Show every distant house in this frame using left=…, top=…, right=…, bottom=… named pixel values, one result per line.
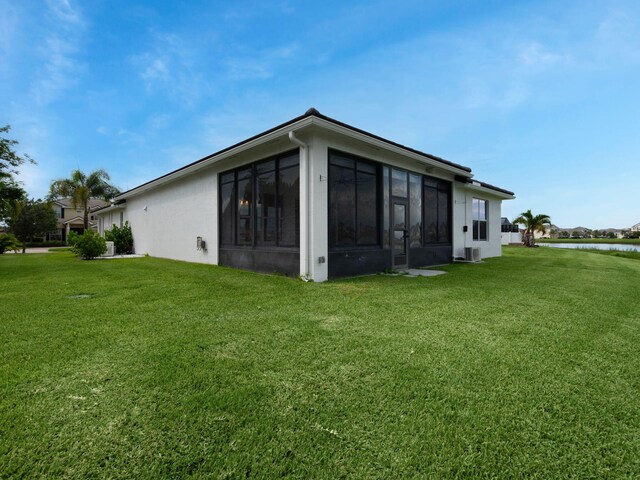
left=501, top=217, right=522, bottom=245
left=96, top=108, right=515, bottom=281
left=631, top=222, right=640, bottom=233
left=46, top=198, right=110, bottom=242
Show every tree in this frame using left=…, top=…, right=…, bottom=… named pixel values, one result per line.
left=0, top=233, right=20, bottom=254
left=7, top=199, right=58, bottom=253
left=513, top=210, right=551, bottom=247
left=1, top=125, right=32, bottom=222
left=48, top=169, right=120, bottom=229
left=560, top=230, right=569, bottom=238
left=571, top=230, right=581, bottom=238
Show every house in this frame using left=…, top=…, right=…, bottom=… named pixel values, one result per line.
left=94, top=201, right=126, bottom=235
left=96, top=108, right=514, bottom=281
left=501, top=217, right=522, bottom=245
left=631, top=222, right=640, bottom=233
left=47, top=198, right=110, bottom=241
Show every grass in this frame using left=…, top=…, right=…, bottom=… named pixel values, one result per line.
left=571, top=248, right=640, bottom=262
left=539, top=238, right=640, bottom=245
left=1, top=248, right=640, bottom=478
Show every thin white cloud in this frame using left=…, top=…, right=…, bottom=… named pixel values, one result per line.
left=31, top=0, right=86, bottom=105
left=45, top=0, right=84, bottom=27
left=149, top=114, right=170, bottom=130
left=130, top=32, right=205, bottom=105
left=224, top=43, right=299, bottom=79
left=518, top=42, right=564, bottom=68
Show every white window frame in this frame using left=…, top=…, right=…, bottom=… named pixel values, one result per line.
left=472, top=198, right=488, bottom=241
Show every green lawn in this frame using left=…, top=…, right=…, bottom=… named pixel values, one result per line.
left=2, top=248, right=639, bottom=478
left=539, top=238, right=640, bottom=245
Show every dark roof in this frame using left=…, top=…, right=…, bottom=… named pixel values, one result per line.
left=501, top=217, right=512, bottom=225
left=116, top=108, right=473, bottom=198
left=454, top=176, right=515, bottom=196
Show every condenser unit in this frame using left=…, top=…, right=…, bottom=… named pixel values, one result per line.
left=103, top=241, right=115, bottom=257
left=464, top=247, right=481, bottom=262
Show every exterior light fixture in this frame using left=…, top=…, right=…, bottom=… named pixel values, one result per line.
left=197, top=236, right=207, bottom=251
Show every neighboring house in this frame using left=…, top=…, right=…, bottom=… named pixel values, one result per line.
left=631, top=222, right=640, bottom=233
left=501, top=217, right=522, bottom=245
left=47, top=198, right=110, bottom=241
left=96, top=108, right=515, bottom=281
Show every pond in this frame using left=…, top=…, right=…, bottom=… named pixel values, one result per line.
left=538, top=243, right=640, bottom=252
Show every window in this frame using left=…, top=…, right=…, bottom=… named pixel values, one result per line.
left=423, top=177, right=451, bottom=244
left=219, top=151, right=299, bottom=248
left=278, top=157, right=299, bottom=247
left=329, top=151, right=379, bottom=248
left=391, top=169, right=407, bottom=198
left=409, top=174, right=422, bottom=247
left=256, top=161, right=276, bottom=246
left=382, top=167, right=390, bottom=249
left=472, top=198, right=487, bottom=241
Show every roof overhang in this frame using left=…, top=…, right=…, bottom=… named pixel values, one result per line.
left=459, top=179, right=515, bottom=200
left=310, top=117, right=472, bottom=177
left=93, top=203, right=126, bottom=214
left=114, top=109, right=477, bottom=201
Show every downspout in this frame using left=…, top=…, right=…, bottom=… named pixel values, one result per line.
left=288, top=131, right=310, bottom=280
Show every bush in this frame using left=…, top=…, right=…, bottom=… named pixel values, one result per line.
left=105, top=221, right=134, bottom=254
left=67, top=230, right=80, bottom=247
left=0, top=233, right=21, bottom=254
left=24, top=240, right=67, bottom=248
left=69, top=229, right=107, bottom=260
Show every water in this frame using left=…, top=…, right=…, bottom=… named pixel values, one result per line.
left=538, top=242, right=640, bottom=252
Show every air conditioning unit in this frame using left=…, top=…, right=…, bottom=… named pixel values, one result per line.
left=103, top=241, right=115, bottom=257
left=464, top=247, right=481, bottom=262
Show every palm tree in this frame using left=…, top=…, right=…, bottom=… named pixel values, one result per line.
left=48, top=169, right=119, bottom=229
left=513, top=210, right=551, bottom=247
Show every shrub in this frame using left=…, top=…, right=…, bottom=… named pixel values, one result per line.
left=105, top=221, right=134, bottom=254
left=24, top=240, right=66, bottom=248
left=0, top=233, right=21, bottom=254
left=70, top=229, right=107, bottom=260
left=67, top=230, right=80, bottom=247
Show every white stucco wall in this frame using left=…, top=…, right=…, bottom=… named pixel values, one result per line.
left=97, top=208, right=127, bottom=235
left=125, top=170, right=218, bottom=264
left=452, top=184, right=504, bottom=260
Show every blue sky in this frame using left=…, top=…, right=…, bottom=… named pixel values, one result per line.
left=2, top=0, right=639, bottom=228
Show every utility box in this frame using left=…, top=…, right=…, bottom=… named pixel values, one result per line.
left=103, top=241, right=115, bottom=257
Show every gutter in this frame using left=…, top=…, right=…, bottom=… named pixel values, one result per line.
left=288, top=131, right=311, bottom=280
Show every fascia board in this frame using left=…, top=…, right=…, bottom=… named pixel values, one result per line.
left=463, top=182, right=515, bottom=200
